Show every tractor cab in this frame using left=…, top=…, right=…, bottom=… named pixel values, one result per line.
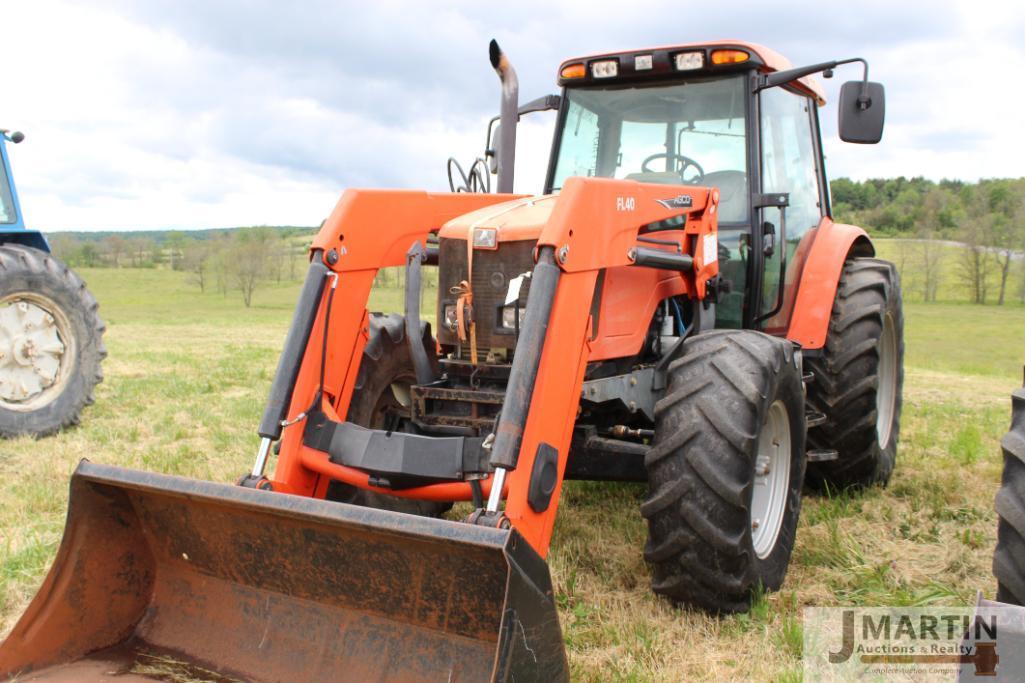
left=0, top=129, right=48, bottom=251
left=0, top=130, right=26, bottom=229
left=540, top=42, right=884, bottom=331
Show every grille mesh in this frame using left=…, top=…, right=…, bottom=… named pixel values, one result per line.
left=436, top=238, right=535, bottom=352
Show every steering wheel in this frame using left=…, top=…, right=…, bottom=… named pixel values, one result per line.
left=641, top=152, right=705, bottom=183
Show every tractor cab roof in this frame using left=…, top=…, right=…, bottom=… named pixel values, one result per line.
left=557, top=40, right=826, bottom=105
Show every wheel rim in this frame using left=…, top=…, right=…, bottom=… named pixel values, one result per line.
left=0, top=293, right=74, bottom=412
left=369, top=373, right=415, bottom=429
left=876, top=311, right=898, bottom=448
left=751, top=400, right=791, bottom=560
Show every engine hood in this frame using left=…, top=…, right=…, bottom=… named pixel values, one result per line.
left=438, top=195, right=557, bottom=243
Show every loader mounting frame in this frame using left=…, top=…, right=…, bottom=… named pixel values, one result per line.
left=262, top=177, right=720, bottom=558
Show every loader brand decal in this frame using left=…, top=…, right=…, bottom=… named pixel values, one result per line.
left=655, top=194, right=694, bottom=210
left=803, top=606, right=1025, bottom=680
left=616, top=196, right=636, bottom=212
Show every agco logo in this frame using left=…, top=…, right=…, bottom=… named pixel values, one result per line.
left=656, top=195, right=694, bottom=209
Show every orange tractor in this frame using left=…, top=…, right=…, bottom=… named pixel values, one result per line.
left=1, top=40, right=902, bottom=681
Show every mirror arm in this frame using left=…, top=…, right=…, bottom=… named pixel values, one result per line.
left=484, top=95, right=561, bottom=171
left=756, top=57, right=871, bottom=105
left=518, top=94, right=561, bottom=116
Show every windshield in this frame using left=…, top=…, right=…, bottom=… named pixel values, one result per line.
left=551, top=75, right=748, bottom=222
left=0, top=156, right=16, bottom=224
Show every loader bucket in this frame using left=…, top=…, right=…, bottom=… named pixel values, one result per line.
left=0, top=462, right=568, bottom=682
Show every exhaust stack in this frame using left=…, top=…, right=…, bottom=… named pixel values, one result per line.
left=489, top=39, right=518, bottom=194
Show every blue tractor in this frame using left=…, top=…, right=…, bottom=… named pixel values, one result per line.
left=0, top=128, right=105, bottom=437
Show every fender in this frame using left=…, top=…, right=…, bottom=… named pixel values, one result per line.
left=786, top=218, right=874, bottom=350
left=0, top=228, right=49, bottom=252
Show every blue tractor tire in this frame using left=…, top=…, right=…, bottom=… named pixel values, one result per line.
left=0, top=244, right=105, bottom=437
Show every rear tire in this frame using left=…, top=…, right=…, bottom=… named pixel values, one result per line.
left=994, top=384, right=1025, bottom=604
left=325, top=313, right=449, bottom=517
left=0, top=245, right=105, bottom=438
left=805, top=258, right=904, bottom=489
left=642, top=330, right=806, bottom=613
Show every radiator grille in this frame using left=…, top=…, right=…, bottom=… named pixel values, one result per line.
left=436, top=238, right=536, bottom=353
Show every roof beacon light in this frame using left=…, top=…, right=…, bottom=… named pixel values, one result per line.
left=591, top=59, right=618, bottom=78
left=634, top=54, right=653, bottom=71
left=560, top=62, right=586, bottom=79
left=710, top=49, right=750, bottom=65
left=674, top=51, right=704, bottom=71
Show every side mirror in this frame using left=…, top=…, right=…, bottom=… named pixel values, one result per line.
left=838, top=81, right=885, bottom=144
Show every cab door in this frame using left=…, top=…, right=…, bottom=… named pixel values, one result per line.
left=756, top=87, right=826, bottom=334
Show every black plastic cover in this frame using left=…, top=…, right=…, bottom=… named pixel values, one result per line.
left=303, top=411, right=490, bottom=488
left=527, top=442, right=559, bottom=512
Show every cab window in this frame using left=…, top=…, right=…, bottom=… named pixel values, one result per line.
left=758, top=87, right=823, bottom=327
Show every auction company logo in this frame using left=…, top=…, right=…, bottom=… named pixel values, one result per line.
left=803, top=605, right=1025, bottom=680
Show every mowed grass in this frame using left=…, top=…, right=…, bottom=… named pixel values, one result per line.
left=1, top=266, right=1022, bottom=681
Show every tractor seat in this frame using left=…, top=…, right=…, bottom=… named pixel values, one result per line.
left=624, top=171, right=683, bottom=185
left=699, top=171, right=748, bottom=223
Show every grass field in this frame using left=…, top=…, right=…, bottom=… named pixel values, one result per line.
left=874, top=238, right=1025, bottom=306
left=1, top=266, right=1023, bottom=681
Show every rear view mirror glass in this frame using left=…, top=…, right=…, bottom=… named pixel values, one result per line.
left=838, top=81, right=885, bottom=144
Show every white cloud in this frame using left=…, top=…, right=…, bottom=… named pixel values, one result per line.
left=1, top=0, right=1021, bottom=231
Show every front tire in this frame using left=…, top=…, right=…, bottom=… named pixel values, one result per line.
left=993, top=383, right=1025, bottom=604
left=0, top=245, right=105, bottom=438
left=642, top=330, right=806, bottom=613
left=805, top=258, right=904, bottom=489
left=325, top=313, right=449, bottom=517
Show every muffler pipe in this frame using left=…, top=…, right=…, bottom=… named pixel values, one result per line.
left=489, top=39, right=519, bottom=194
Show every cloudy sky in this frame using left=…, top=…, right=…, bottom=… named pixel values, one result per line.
left=2, top=0, right=1023, bottom=231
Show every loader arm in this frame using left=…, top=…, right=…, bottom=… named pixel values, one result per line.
left=268, top=177, right=720, bottom=556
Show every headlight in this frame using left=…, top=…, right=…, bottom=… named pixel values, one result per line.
left=443, top=304, right=459, bottom=330
left=590, top=59, right=618, bottom=79
left=472, top=227, right=497, bottom=249
left=501, top=306, right=526, bottom=330
left=674, top=51, right=704, bottom=71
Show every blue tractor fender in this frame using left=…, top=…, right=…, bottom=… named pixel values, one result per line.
left=0, top=228, right=50, bottom=252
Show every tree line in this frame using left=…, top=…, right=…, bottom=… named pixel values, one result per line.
left=51, top=227, right=313, bottom=307
left=50, top=225, right=436, bottom=307
left=833, top=177, right=1025, bottom=305
left=47, top=177, right=1025, bottom=307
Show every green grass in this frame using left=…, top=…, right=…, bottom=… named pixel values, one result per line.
left=874, top=237, right=1025, bottom=308
left=902, top=301, right=1025, bottom=378
left=1, top=265, right=1022, bottom=681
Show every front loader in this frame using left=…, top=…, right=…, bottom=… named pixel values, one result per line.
left=1, top=40, right=901, bottom=681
